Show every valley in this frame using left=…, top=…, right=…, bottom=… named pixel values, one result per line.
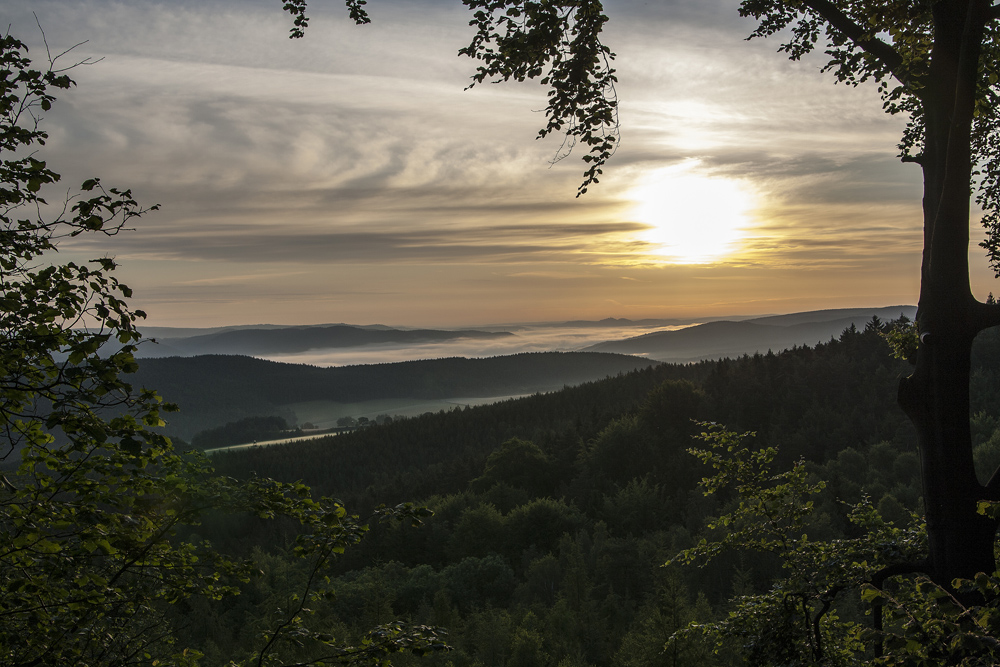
left=142, top=307, right=917, bottom=446
left=178, top=317, right=1000, bottom=667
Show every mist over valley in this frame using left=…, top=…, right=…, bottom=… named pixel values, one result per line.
left=133, top=305, right=917, bottom=444
left=136, top=305, right=916, bottom=367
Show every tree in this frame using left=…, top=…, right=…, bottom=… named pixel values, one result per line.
left=732, top=0, right=1000, bottom=594
left=670, top=423, right=1000, bottom=664
left=0, top=31, right=446, bottom=667
left=284, top=0, right=1000, bottom=589
left=614, top=568, right=714, bottom=667
left=470, top=437, right=556, bottom=495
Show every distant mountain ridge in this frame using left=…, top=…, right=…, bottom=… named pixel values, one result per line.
left=132, top=306, right=919, bottom=440
left=539, top=316, right=738, bottom=328
left=137, top=324, right=513, bottom=358
left=141, top=322, right=396, bottom=340
left=584, top=305, right=916, bottom=362
left=134, top=306, right=918, bottom=363
left=744, top=306, right=916, bottom=327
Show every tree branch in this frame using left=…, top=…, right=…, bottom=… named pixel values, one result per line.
left=871, top=560, right=931, bottom=589
left=869, top=560, right=930, bottom=656
left=798, top=0, right=909, bottom=84
left=811, top=586, right=842, bottom=662
left=255, top=541, right=334, bottom=667
left=989, top=4, right=1000, bottom=21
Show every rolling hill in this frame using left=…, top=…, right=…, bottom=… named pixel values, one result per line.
left=136, top=324, right=514, bottom=358
left=584, top=306, right=917, bottom=362
left=133, top=351, right=660, bottom=440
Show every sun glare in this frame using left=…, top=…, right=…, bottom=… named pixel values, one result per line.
left=630, top=163, right=755, bottom=264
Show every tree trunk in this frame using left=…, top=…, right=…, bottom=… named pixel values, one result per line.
left=898, top=0, right=1000, bottom=586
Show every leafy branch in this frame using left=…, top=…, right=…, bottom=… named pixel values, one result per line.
left=670, top=423, right=926, bottom=664
left=281, top=1, right=618, bottom=196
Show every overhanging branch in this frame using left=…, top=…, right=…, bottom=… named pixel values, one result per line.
left=798, top=0, right=910, bottom=85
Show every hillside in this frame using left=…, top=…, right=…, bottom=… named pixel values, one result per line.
left=137, top=324, right=514, bottom=358
left=210, top=319, right=927, bottom=511
left=585, top=305, right=916, bottom=361
left=133, top=351, right=660, bottom=439
left=177, top=321, right=1000, bottom=667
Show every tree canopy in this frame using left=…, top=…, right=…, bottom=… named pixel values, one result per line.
left=0, top=30, right=448, bottom=667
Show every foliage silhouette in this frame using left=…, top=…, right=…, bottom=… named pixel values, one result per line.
left=672, top=423, right=1000, bottom=665
left=0, top=30, right=448, bottom=667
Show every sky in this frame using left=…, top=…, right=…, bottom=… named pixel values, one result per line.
left=7, top=0, right=995, bottom=328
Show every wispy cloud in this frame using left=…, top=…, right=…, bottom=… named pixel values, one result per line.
left=74, top=221, right=648, bottom=264
left=9, top=0, right=968, bottom=326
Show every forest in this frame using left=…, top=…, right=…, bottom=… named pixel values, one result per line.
left=164, top=317, right=1000, bottom=666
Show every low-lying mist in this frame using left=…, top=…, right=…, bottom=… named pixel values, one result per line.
left=258, top=323, right=692, bottom=367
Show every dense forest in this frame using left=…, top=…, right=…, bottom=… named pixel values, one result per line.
left=174, top=319, right=1000, bottom=666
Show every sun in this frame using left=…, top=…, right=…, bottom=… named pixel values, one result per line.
left=629, top=163, right=755, bottom=264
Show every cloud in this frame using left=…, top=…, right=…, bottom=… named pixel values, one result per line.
left=70, top=220, right=649, bottom=264
left=172, top=271, right=310, bottom=286
left=8, top=0, right=951, bottom=327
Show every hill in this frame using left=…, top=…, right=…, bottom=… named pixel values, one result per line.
left=184, top=321, right=1000, bottom=667
left=210, top=319, right=926, bottom=511
left=137, top=324, right=514, bottom=358
left=133, top=351, right=660, bottom=440
left=584, top=305, right=916, bottom=361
